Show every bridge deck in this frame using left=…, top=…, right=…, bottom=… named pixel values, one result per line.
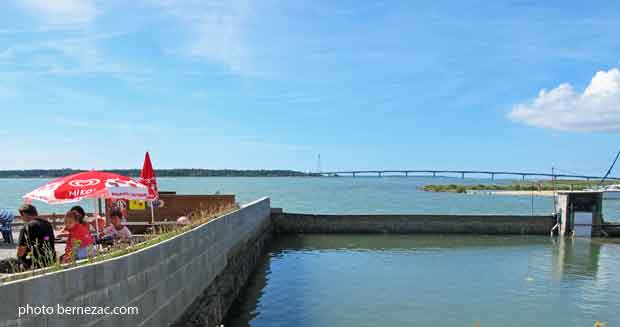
left=317, top=170, right=619, bottom=180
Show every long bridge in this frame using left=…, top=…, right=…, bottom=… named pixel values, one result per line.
left=316, top=170, right=620, bottom=181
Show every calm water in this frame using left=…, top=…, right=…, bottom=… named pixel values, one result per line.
left=1, top=176, right=619, bottom=220
left=0, top=176, right=559, bottom=215
left=226, top=234, right=620, bottom=327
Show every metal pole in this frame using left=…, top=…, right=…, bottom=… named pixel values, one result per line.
left=552, top=167, right=557, bottom=215
left=150, top=201, right=155, bottom=225
left=531, top=192, right=534, bottom=216
left=93, top=198, right=100, bottom=235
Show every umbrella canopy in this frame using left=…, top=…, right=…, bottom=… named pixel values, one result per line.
left=139, top=152, right=158, bottom=200
left=24, top=171, right=150, bottom=205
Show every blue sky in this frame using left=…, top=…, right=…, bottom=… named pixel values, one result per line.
left=1, top=1, right=620, bottom=174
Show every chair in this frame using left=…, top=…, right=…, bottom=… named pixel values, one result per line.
left=0, top=209, right=14, bottom=244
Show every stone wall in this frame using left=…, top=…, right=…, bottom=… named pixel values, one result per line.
left=171, top=216, right=271, bottom=326
left=0, top=197, right=271, bottom=327
left=272, top=212, right=555, bottom=235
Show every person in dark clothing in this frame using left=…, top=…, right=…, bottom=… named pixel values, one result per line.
left=17, top=204, right=56, bottom=269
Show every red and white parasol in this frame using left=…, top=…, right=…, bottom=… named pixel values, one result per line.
left=139, top=152, right=158, bottom=200
left=24, top=171, right=150, bottom=205
left=139, top=152, right=159, bottom=224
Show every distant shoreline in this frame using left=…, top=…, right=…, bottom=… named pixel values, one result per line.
left=0, top=169, right=313, bottom=178
left=467, top=190, right=556, bottom=197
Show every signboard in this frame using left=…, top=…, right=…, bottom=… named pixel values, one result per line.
left=129, top=200, right=146, bottom=211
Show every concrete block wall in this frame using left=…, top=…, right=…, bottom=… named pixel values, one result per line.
left=0, top=197, right=271, bottom=327
left=273, top=212, right=555, bottom=235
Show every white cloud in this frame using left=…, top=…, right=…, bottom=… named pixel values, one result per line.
left=0, top=32, right=146, bottom=85
left=20, top=0, right=99, bottom=26
left=147, top=0, right=254, bottom=75
left=509, top=68, right=620, bottom=132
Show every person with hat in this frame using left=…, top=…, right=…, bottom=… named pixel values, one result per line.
left=16, top=204, right=56, bottom=269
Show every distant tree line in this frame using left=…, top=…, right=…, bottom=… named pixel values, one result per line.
left=0, top=169, right=315, bottom=178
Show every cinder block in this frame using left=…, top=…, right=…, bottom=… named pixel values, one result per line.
left=126, top=273, right=148, bottom=303
left=0, top=281, right=20, bottom=320
left=62, top=264, right=97, bottom=301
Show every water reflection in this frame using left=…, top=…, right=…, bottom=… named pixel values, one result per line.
left=270, top=233, right=551, bottom=252
left=225, top=252, right=272, bottom=325
left=552, top=238, right=601, bottom=281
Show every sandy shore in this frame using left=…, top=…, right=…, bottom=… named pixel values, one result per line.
left=467, top=190, right=556, bottom=196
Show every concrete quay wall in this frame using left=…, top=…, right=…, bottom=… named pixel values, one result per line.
left=0, top=197, right=272, bottom=327
left=272, top=212, right=555, bottom=235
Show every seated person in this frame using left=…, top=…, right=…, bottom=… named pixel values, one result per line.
left=16, top=204, right=56, bottom=269
left=70, top=205, right=86, bottom=221
left=102, top=208, right=132, bottom=242
left=67, top=205, right=104, bottom=233
left=0, top=209, right=14, bottom=244
left=91, top=215, right=107, bottom=233
left=60, top=210, right=94, bottom=263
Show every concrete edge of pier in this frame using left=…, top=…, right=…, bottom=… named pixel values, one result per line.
left=271, top=212, right=556, bottom=235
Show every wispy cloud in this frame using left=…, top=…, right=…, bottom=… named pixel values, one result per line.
left=4, top=2, right=148, bottom=84
left=147, top=0, right=255, bottom=76
left=509, top=68, right=620, bottom=132
left=0, top=31, right=149, bottom=87
left=19, top=0, right=99, bottom=27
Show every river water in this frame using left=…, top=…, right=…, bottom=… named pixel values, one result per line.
left=2, top=176, right=619, bottom=219
left=0, top=176, right=569, bottom=215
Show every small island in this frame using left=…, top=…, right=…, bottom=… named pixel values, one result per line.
left=422, top=179, right=617, bottom=196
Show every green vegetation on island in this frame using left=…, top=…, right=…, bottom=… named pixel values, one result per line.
left=423, top=180, right=618, bottom=194
left=0, top=169, right=311, bottom=178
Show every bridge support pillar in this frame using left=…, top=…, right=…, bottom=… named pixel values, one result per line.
left=522, top=175, right=525, bottom=181
left=405, top=172, right=408, bottom=177
left=433, top=172, right=436, bottom=177
left=352, top=172, right=356, bottom=177
left=491, top=173, right=495, bottom=180
left=461, top=172, right=465, bottom=179
left=378, top=172, right=382, bottom=177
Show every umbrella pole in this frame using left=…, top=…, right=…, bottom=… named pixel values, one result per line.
left=93, top=198, right=100, bottom=235
left=150, top=201, right=155, bottom=225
